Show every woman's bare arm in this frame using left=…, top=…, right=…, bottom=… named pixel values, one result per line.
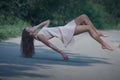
left=33, top=20, right=50, bottom=30
left=27, top=20, right=50, bottom=33
left=37, top=34, right=68, bottom=60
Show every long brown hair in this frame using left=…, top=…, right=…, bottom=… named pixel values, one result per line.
left=21, top=28, right=35, bottom=58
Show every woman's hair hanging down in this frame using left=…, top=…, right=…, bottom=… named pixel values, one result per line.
left=21, top=28, right=35, bottom=58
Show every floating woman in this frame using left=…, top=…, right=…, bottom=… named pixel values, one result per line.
left=21, top=14, right=113, bottom=60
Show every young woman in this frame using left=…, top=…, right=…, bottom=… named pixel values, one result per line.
left=21, top=14, right=113, bottom=60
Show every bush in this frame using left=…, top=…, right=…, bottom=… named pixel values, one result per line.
left=82, top=1, right=110, bottom=29
left=0, top=16, right=20, bottom=25
left=0, top=20, right=29, bottom=41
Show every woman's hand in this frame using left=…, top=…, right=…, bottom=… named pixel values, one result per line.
left=60, top=51, right=69, bottom=60
left=32, top=20, right=50, bottom=30
left=63, top=54, right=69, bottom=60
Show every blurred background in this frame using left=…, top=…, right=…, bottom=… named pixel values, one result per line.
left=0, top=0, right=120, bottom=40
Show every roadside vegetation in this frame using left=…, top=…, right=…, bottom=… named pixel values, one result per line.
left=0, top=0, right=119, bottom=41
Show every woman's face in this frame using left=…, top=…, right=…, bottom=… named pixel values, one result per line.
left=26, top=27, right=35, bottom=36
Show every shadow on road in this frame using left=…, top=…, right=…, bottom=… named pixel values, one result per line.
left=0, top=42, right=111, bottom=78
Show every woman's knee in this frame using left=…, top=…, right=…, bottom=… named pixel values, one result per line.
left=81, top=14, right=88, bottom=17
left=76, top=14, right=88, bottom=21
left=80, top=14, right=89, bottom=19
left=75, top=14, right=89, bottom=25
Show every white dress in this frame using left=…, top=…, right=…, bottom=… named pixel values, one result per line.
left=36, top=20, right=77, bottom=47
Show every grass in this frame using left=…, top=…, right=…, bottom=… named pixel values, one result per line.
left=0, top=21, right=29, bottom=41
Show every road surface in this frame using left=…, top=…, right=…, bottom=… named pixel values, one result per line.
left=0, top=30, right=120, bottom=80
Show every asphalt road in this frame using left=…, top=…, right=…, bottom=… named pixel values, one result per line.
left=0, top=30, right=120, bottom=80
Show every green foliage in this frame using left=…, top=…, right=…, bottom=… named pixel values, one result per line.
left=51, top=0, right=86, bottom=26
left=0, top=0, right=120, bottom=40
left=82, top=1, right=109, bottom=29
left=0, top=20, right=29, bottom=41
left=99, top=0, right=120, bottom=24
left=0, top=0, right=119, bottom=26
left=0, top=0, right=62, bottom=25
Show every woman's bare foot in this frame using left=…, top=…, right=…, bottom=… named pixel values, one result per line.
left=102, top=45, right=113, bottom=51
left=100, top=34, right=109, bottom=37
left=97, top=31, right=109, bottom=37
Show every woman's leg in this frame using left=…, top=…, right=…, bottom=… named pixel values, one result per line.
left=74, top=25, right=113, bottom=51
left=74, top=14, right=108, bottom=37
